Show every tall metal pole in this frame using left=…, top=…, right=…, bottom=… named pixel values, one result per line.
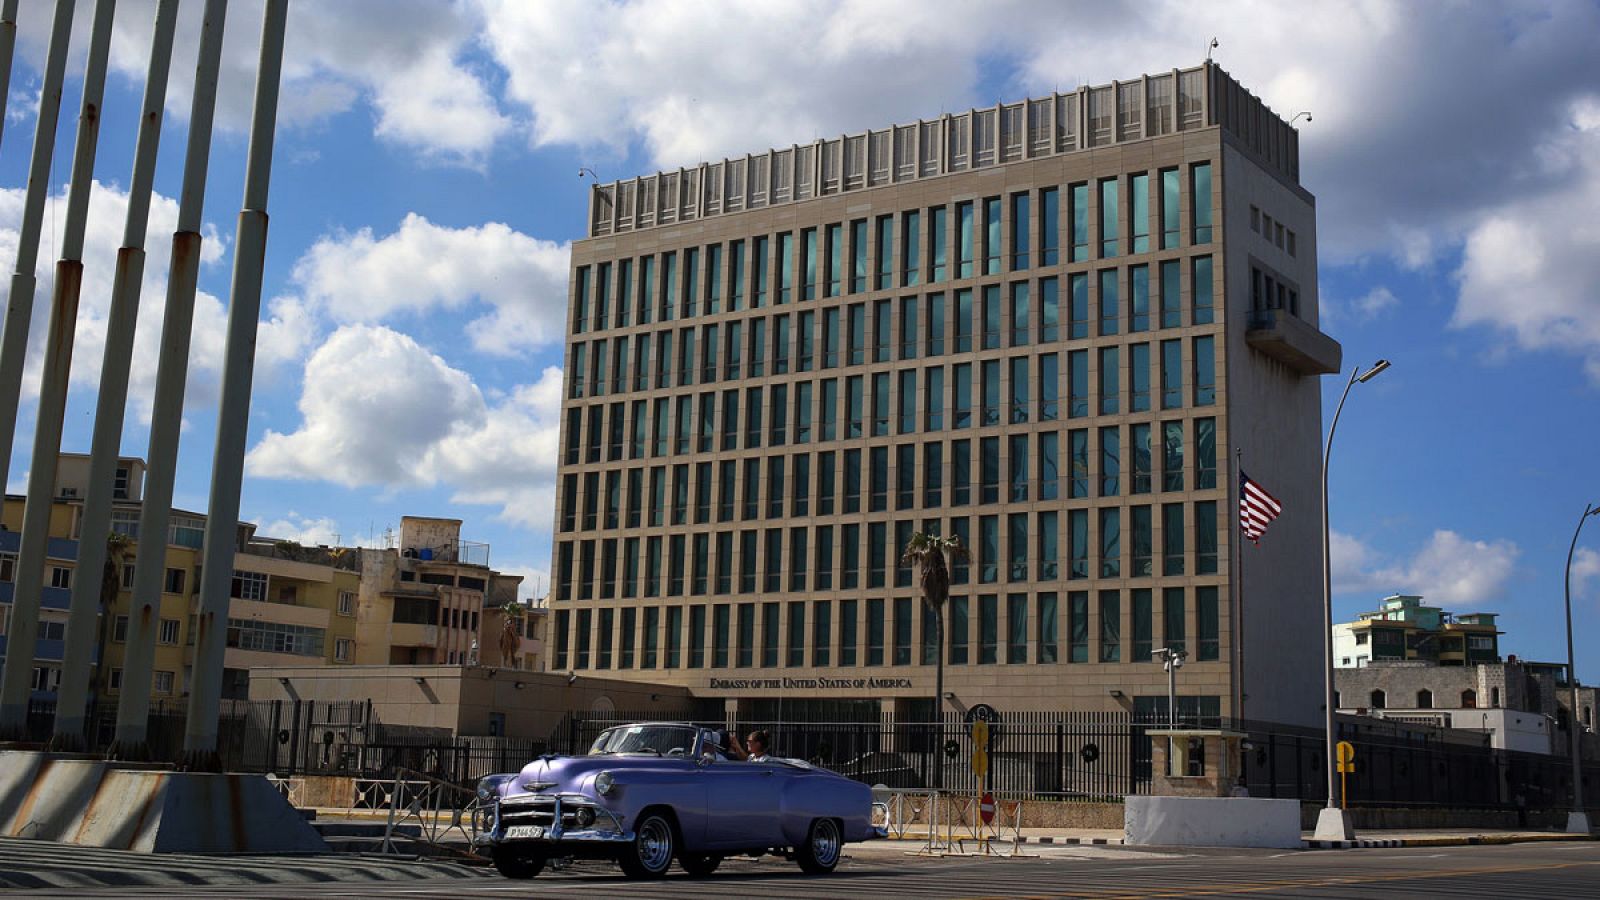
left=184, top=0, right=289, bottom=765
left=0, top=0, right=73, bottom=501
left=1564, top=502, right=1598, bottom=834
left=0, top=0, right=21, bottom=152
left=0, top=0, right=115, bottom=736
left=113, top=0, right=228, bottom=756
left=52, top=0, right=180, bottom=748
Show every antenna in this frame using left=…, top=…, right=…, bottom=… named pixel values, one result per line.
left=1206, top=37, right=1219, bottom=61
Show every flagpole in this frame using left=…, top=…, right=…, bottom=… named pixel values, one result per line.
left=1233, top=447, right=1245, bottom=727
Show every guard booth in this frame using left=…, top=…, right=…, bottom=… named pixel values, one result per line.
left=1146, top=728, right=1246, bottom=797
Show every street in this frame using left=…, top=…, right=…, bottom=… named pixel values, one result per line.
left=4, top=837, right=1598, bottom=898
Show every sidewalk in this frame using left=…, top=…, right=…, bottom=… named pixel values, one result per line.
left=880, top=825, right=1599, bottom=850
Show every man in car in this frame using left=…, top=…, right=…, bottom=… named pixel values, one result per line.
left=744, top=730, right=772, bottom=762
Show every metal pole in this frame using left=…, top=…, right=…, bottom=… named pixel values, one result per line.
left=1233, top=446, right=1245, bottom=724
left=113, top=0, right=228, bottom=755
left=1166, top=651, right=1176, bottom=726
left=0, top=0, right=71, bottom=499
left=1322, top=368, right=1357, bottom=809
left=0, top=0, right=20, bottom=152
left=53, top=0, right=179, bottom=748
left=184, top=0, right=289, bottom=764
left=1564, top=502, right=1597, bottom=833
left=0, top=0, right=115, bottom=736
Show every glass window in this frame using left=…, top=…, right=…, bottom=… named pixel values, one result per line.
left=639, top=255, right=656, bottom=324
left=1163, top=421, right=1185, bottom=492
left=1196, top=417, right=1217, bottom=489
left=1163, top=587, right=1186, bottom=653
left=789, top=526, right=807, bottom=592
left=795, top=382, right=813, bottom=444
left=982, top=360, right=1001, bottom=427
left=873, top=299, right=891, bottom=362
left=979, top=515, right=999, bottom=584
left=980, top=436, right=1000, bottom=503
left=894, top=597, right=913, bottom=665
left=957, top=201, right=975, bottom=278
left=1008, top=512, right=1028, bottom=581
left=1069, top=591, right=1089, bottom=662
left=1160, top=168, right=1180, bottom=250
left=1100, top=507, right=1121, bottom=578
left=779, top=232, right=795, bottom=303
left=875, top=215, right=894, bottom=291
left=901, top=295, right=919, bottom=359
left=826, top=223, right=842, bottom=297
left=1131, top=505, right=1152, bottom=577
left=1193, top=336, right=1215, bottom=406
left=1099, top=177, right=1118, bottom=257
left=955, top=288, right=973, bottom=351
left=1130, top=343, right=1150, bottom=413
left=1163, top=503, right=1185, bottom=576
left=1160, top=259, right=1181, bottom=329
left=1133, top=588, right=1153, bottom=660
left=1039, top=353, right=1058, bottom=422
left=952, top=439, right=972, bottom=506
left=690, top=605, right=706, bottom=668
left=1010, top=282, right=1030, bottom=346
left=823, top=307, right=841, bottom=368
left=872, top=372, right=890, bottom=436
left=842, top=523, right=860, bottom=589
left=762, top=602, right=780, bottom=667
left=1038, top=592, right=1058, bottom=663
left=714, top=604, right=731, bottom=666
left=953, top=362, right=972, bottom=428
left=851, top=219, right=868, bottom=293
left=1069, top=429, right=1089, bottom=499
left=1130, top=173, right=1150, bottom=254
left=841, top=598, right=858, bottom=666
left=898, top=371, right=917, bottom=436
left=1070, top=182, right=1089, bottom=262
left=1040, top=187, right=1059, bottom=266
left=1007, top=594, right=1028, bottom=664
left=707, top=244, right=723, bottom=314
left=1161, top=340, right=1182, bottom=410
left=813, top=600, right=832, bottom=667
left=930, top=206, right=948, bottom=282
left=924, top=442, right=944, bottom=507
left=1011, top=192, right=1031, bottom=270
left=1191, top=162, right=1213, bottom=244
left=949, top=595, right=969, bottom=665
left=1195, top=501, right=1218, bottom=574
left=1198, top=586, right=1219, bottom=661
left=1192, top=256, right=1213, bottom=325
left=927, top=293, right=946, bottom=356
left=737, top=603, right=755, bottom=667
left=752, top=238, right=768, bottom=308
left=1132, top=423, right=1152, bottom=494
left=984, top=197, right=1002, bottom=275
left=982, top=285, right=1001, bottom=349
left=1099, top=346, right=1119, bottom=415
left=1099, top=269, right=1119, bottom=336
left=902, top=210, right=921, bottom=287
left=1069, top=273, right=1088, bottom=340
left=1129, top=265, right=1149, bottom=332
left=815, top=524, right=834, bottom=589
left=662, top=251, right=679, bottom=320
left=1099, top=590, right=1121, bottom=662
left=765, top=528, right=784, bottom=592
left=818, top=452, right=836, bottom=516
left=867, top=598, right=886, bottom=666
left=729, top=241, right=745, bottom=310
left=979, top=595, right=999, bottom=664
left=1010, top=358, right=1029, bottom=425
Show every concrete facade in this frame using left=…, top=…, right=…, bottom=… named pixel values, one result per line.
left=247, top=664, right=694, bottom=740
left=550, top=63, right=1335, bottom=725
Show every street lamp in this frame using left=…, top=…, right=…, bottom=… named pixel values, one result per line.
left=1563, top=501, right=1600, bottom=834
left=1154, top=647, right=1188, bottom=726
left=1316, top=359, right=1390, bottom=842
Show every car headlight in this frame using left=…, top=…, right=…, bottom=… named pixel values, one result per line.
left=574, top=806, right=596, bottom=828
left=594, top=770, right=615, bottom=796
left=476, top=774, right=514, bottom=802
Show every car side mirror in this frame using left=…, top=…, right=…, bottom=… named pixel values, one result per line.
left=697, top=752, right=715, bottom=768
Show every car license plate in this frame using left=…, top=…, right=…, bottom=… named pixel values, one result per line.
left=505, top=825, right=545, bottom=840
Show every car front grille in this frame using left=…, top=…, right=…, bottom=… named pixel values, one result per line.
left=497, top=796, right=593, bottom=831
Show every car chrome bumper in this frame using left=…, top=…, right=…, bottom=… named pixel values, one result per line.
left=479, top=792, right=633, bottom=847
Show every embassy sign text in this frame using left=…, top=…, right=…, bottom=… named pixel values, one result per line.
left=708, top=676, right=915, bottom=691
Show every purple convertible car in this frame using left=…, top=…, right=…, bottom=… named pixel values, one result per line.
left=475, top=722, right=880, bottom=880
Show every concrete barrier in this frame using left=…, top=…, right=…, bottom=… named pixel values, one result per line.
left=0, top=751, right=328, bottom=853
left=1125, top=796, right=1302, bottom=849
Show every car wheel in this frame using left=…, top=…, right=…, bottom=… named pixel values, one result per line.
left=678, top=852, right=723, bottom=876
left=796, top=817, right=843, bottom=874
left=492, top=848, right=545, bottom=879
left=618, top=812, right=676, bottom=879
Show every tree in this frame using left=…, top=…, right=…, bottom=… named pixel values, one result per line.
left=93, top=532, right=134, bottom=700
left=900, top=531, right=968, bottom=785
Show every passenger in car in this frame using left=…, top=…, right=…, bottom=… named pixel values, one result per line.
left=745, top=730, right=771, bottom=762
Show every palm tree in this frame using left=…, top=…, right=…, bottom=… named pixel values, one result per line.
left=901, top=532, right=968, bottom=786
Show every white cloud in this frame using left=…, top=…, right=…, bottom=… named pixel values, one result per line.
left=1452, top=98, right=1600, bottom=383
left=1325, top=286, right=1398, bottom=325
left=0, top=181, right=243, bottom=423
left=253, top=512, right=343, bottom=546
left=1574, top=547, right=1600, bottom=602
left=1332, top=529, right=1521, bottom=607
left=291, top=213, right=571, bottom=356
left=246, top=325, right=564, bottom=529
left=12, top=0, right=510, bottom=166
left=494, top=563, right=553, bottom=602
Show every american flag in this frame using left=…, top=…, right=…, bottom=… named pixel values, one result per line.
left=1239, top=470, right=1283, bottom=544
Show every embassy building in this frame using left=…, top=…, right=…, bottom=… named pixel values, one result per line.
left=549, top=63, right=1340, bottom=727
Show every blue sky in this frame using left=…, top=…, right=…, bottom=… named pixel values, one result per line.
left=1, top=1, right=1598, bottom=674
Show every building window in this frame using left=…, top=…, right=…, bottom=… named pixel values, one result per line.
left=154, top=671, right=175, bottom=694
left=50, top=566, right=72, bottom=589
left=1461, top=690, right=1477, bottom=709
left=978, top=595, right=998, bottom=665
left=158, top=618, right=180, bottom=645
left=1191, top=162, right=1213, bottom=244
left=1417, top=690, right=1433, bottom=709
left=164, top=568, right=186, bottom=595
left=1099, top=590, right=1120, bottom=662
left=337, top=590, right=356, bottom=616
left=232, top=570, right=267, bottom=602
left=1098, top=177, right=1118, bottom=257
left=112, top=615, right=129, bottom=643
left=335, top=638, right=353, bottom=662
left=1370, top=690, right=1386, bottom=710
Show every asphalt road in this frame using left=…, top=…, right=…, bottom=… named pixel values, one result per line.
left=5, top=838, right=1599, bottom=898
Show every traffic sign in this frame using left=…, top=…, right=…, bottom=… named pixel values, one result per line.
left=1336, top=740, right=1355, bottom=773
left=970, top=717, right=990, bottom=748
left=979, top=791, right=996, bottom=825
left=970, top=748, right=989, bottom=778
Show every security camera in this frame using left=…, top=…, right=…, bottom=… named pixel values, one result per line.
left=1173, top=658, right=1184, bottom=669
left=567, top=671, right=578, bottom=686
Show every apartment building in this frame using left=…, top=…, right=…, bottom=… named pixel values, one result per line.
left=1333, top=594, right=1502, bottom=669
left=550, top=62, right=1338, bottom=725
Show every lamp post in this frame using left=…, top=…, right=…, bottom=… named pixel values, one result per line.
left=1155, top=647, right=1188, bottom=725
left=1563, top=501, right=1600, bottom=834
left=1315, top=359, right=1389, bottom=842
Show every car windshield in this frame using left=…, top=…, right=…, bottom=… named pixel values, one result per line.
left=588, top=724, right=699, bottom=757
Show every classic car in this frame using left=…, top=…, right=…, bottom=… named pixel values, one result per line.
left=475, top=722, right=880, bottom=879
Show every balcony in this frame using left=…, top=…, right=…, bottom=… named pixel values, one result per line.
left=1246, top=308, right=1342, bottom=375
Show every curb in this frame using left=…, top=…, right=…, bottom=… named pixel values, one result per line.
left=1303, top=833, right=1597, bottom=850
left=883, top=834, right=1124, bottom=846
